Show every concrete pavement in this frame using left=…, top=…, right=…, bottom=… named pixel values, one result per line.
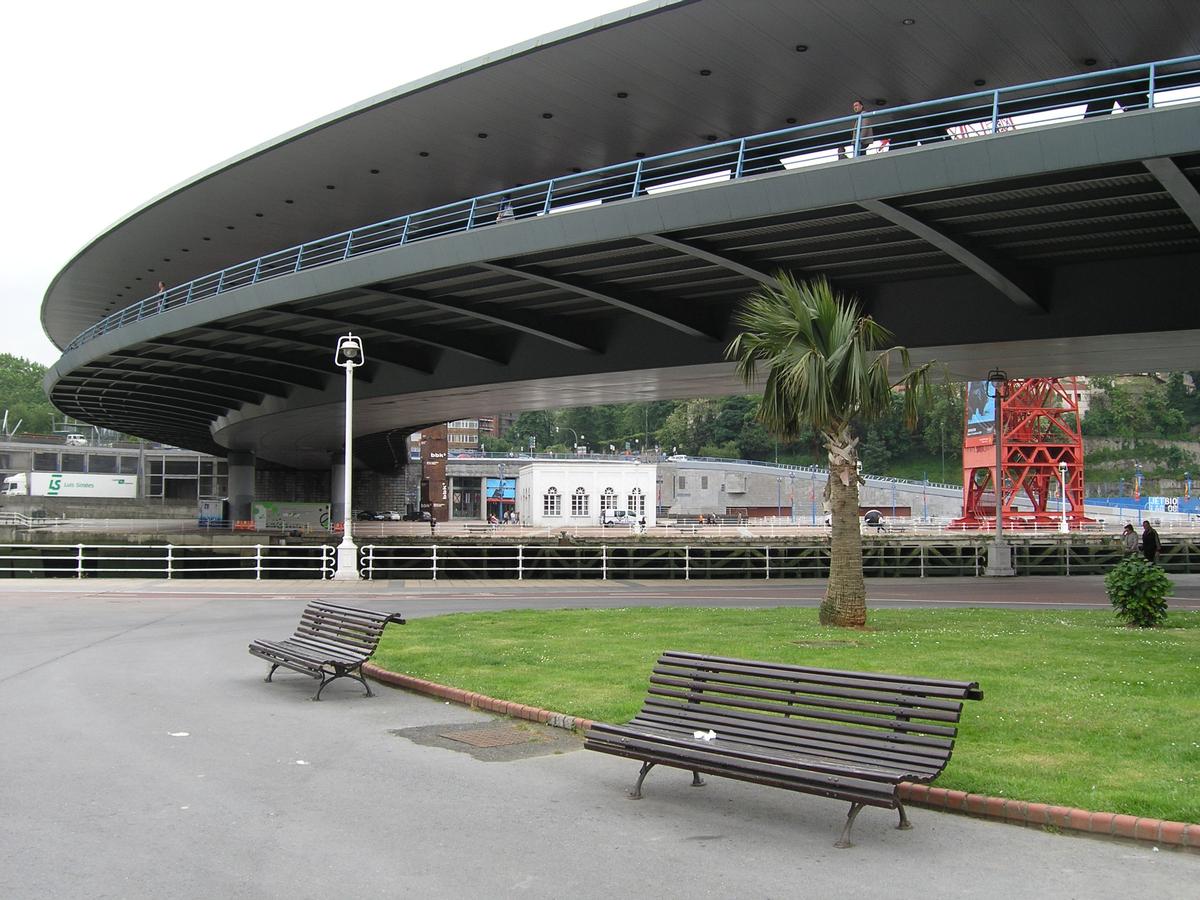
left=1, top=578, right=1197, bottom=898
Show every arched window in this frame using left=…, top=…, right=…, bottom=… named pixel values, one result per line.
left=600, top=487, right=618, bottom=513
left=627, top=487, right=645, bottom=516
left=571, top=486, right=589, bottom=516
left=543, top=486, right=561, bottom=517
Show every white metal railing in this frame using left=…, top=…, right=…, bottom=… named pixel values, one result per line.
left=361, top=541, right=1118, bottom=580
left=0, top=543, right=335, bottom=579
left=0, top=537, right=1186, bottom=580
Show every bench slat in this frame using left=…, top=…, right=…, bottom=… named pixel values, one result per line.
left=646, top=684, right=960, bottom=738
left=587, top=726, right=899, bottom=807
left=650, top=668, right=968, bottom=714
left=649, top=673, right=964, bottom=723
left=631, top=706, right=951, bottom=773
left=659, top=652, right=983, bottom=701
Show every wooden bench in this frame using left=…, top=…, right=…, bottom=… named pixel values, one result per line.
left=249, top=601, right=405, bottom=700
left=584, top=651, right=982, bottom=847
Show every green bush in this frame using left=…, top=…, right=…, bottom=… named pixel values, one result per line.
left=1104, top=556, right=1172, bottom=627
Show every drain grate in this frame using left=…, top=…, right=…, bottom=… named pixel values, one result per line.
left=438, top=726, right=537, bottom=748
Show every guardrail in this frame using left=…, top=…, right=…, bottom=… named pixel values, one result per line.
left=1, top=536, right=1196, bottom=580
left=64, top=55, right=1200, bottom=353
left=0, top=512, right=65, bottom=528
left=0, top=543, right=335, bottom=579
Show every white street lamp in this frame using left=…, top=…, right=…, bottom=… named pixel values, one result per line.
left=333, top=333, right=364, bottom=580
left=1058, top=460, right=1070, bottom=533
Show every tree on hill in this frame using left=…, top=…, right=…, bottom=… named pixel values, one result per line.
left=0, top=354, right=57, bottom=435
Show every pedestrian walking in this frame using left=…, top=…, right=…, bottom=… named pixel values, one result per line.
left=1140, top=520, right=1160, bottom=563
left=1120, top=523, right=1139, bottom=554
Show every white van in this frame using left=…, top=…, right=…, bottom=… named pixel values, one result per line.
left=65, top=434, right=88, bottom=446
left=601, top=509, right=633, bottom=526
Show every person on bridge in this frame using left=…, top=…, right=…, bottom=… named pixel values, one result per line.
left=1141, top=520, right=1160, bottom=563
left=1121, top=523, right=1139, bottom=554
left=839, top=100, right=874, bottom=159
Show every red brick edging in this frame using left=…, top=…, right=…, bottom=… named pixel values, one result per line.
left=363, top=663, right=1198, bottom=849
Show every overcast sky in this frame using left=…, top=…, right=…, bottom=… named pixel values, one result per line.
left=0, top=0, right=634, bottom=366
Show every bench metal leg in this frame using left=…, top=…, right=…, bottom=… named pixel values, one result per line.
left=629, top=761, right=656, bottom=799
left=834, top=802, right=865, bottom=849
left=312, top=668, right=374, bottom=701
left=691, top=770, right=706, bottom=787
left=896, top=800, right=912, bottom=831
left=265, top=663, right=280, bottom=683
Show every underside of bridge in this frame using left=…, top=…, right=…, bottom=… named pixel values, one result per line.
left=47, top=103, right=1200, bottom=469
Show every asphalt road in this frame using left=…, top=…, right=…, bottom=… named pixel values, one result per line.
left=1, top=577, right=1196, bottom=899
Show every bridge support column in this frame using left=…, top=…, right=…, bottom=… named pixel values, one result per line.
left=228, top=451, right=256, bottom=525
left=330, top=460, right=346, bottom=527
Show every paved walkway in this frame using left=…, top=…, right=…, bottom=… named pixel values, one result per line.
left=1, top=578, right=1197, bottom=898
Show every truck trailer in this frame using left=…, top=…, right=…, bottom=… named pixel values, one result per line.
left=2, top=472, right=138, bottom=498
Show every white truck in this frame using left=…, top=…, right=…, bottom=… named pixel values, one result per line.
left=2, top=472, right=138, bottom=498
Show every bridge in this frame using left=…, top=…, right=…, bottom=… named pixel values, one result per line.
left=41, top=3, right=1200, bottom=475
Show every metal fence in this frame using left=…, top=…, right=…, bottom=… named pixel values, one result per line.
left=0, top=543, right=335, bottom=579
left=2, top=538, right=1197, bottom=580
left=65, top=54, right=1200, bottom=354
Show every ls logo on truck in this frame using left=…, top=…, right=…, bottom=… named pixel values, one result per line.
left=47, top=474, right=62, bottom=496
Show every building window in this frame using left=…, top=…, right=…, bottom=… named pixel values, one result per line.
left=451, top=477, right=482, bottom=519
left=61, top=453, right=87, bottom=473
left=571, top=487, right=589, bottom=516
left=628, top=487, right=645, bottom=516
left=543, top=486, right=561, bottom=517
left=120, top=456, right=139, bottom=475
left=701, top=476, right=708, bottom=489
left=600, top=487, right=618, bottom=512
left=676, top=476, right=686, bottom=491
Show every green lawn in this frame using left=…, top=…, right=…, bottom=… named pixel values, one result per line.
left=372, top=607, right=1200, bottom=823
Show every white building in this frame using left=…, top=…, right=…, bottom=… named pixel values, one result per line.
left=517, top=461, right=657, bottom=528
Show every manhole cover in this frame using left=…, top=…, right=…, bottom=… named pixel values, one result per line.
left=439, top=726, right=537, bottom=748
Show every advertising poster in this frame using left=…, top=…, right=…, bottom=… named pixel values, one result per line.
left=964, top=381, right=996, bottom=442
left=485, top=478, right=516, bottom=500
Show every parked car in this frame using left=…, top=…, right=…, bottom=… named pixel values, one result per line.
left=666, top=454, right=688, bottom=462
left=601, top=509, right=634, bottom=526
left=356, top=510, right=401, bottom=521
left=65, top=433, right=88, bottom=446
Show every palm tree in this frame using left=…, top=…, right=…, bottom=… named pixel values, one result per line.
left=726, top=274, right=933, bottom=627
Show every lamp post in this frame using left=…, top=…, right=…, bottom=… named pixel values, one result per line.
left=776, top=476, right=782, bottom=519
left=1058, top=460, right=1070, bottom=534
left=985, top=368, right=1015, bottom=576
left=333, top=333, right=364, bottom=580
left=556, top=425, right=579, bottom=451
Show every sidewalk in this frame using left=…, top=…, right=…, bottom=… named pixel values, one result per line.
left=0, top=583, right=1196, bottom=898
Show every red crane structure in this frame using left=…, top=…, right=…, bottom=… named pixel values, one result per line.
left=955, top=376, right=1091, bottom=530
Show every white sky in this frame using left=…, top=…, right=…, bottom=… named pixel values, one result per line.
left=0, top=0, right=634, bottom=366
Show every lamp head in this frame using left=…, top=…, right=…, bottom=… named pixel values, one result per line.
left=335, top=333, right=365, bottom=368
left=986, top=367, right=1008, bottom=398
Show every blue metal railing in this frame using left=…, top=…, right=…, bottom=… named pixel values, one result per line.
left=64, top=55, right=1200, bottom=353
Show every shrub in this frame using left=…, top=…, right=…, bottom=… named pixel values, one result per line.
left=1104, top=556, right=1172, bottom=627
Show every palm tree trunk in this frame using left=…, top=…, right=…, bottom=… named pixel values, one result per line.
left=820, top=436, right=866, bottom=627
